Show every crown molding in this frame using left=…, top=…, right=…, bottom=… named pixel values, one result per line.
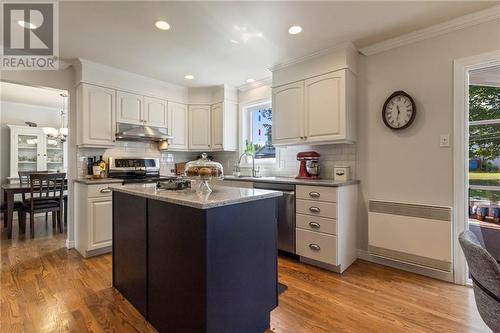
left=237, top=76, right=272, bottom=92
left=359, top=5, right=500, bottom=56
left=269, top=41, right=357, bottom=72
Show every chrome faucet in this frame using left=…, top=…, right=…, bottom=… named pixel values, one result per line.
left=237, top=152, right=259, bottom=177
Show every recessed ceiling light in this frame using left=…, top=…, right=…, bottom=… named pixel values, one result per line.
left=155, top=20, right=171, bottom=30
left=17, top=20, right=37, bottom=29
left=246, top=78, right=256, bottom=83
left=288, top=25, right=303, bottom=35
left=184, top=74, right=194, bottom=80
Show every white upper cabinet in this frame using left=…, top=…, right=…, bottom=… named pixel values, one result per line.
left=168, top=102, right=188, bottom=150
left=144, top=97, right=168, bottom=127
left=210, top=102, right=238, bottom=151
left=272, top=82, right=304, bottom=145
left=272, top=69, right=356, bottom=145
left=116, top=91, right=143, bottom=125
left=77, top=83, right=116, bottom=147
left=304, top=71, right=345, bottom=143
left=271, top=45, right=357, bottom=145
left=189, top=105, right=211, bottom=150
left=211, top=103, right=224, bottom=150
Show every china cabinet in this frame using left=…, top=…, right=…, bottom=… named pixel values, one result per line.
left=8, top=125, right=67, bottom=183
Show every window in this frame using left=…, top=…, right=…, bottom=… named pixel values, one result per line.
left=246, top=102, right=275, bottom=159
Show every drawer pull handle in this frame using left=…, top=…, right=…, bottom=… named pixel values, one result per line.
left=100, top=188, right=112, bottom=193
left=309, top=222, right=320, bottom=229
left=309, top=191, right=320, bottom=198
left=309, top=244, right=321, bottom=251
left=309, top=206, right=321, bottom=213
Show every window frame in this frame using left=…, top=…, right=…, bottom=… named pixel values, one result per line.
left=239, top=98, right=279, bottom=167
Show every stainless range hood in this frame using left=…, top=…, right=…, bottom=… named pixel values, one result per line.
left=115, top=123, right=173, bottom=142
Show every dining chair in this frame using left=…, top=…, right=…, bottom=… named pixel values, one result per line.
left=20, top=173, right=66, bottom=238
left=459, top=230, right=500, bottom=332
left=1, top=192, right=24, bottom=229
left=18, top=171, right=51, bottom=227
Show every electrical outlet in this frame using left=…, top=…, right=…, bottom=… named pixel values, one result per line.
left=440, top=134, right=450, bottom=147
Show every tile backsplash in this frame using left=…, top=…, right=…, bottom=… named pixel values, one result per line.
left=77, top=141, right=356, bottom=180
left=211, top=144, right=357, bottom=179
left=77, top=141, right=197, bottom=177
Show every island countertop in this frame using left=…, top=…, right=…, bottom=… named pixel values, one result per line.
left=110, top=183, right=282, bottom=209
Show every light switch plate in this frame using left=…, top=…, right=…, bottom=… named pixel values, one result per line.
left=440, top=134, right=450, bottom=147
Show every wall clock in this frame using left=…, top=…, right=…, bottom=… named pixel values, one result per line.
left=382, top=91, right=416, bottom=130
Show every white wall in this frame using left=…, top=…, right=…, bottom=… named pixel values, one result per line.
left=357, top=19, right=500, bottom=250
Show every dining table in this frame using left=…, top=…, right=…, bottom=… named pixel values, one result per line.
left=2, top=181, right=68, bottom=239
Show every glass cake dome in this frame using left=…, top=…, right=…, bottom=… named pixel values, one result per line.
left=185, top=153, right=224, bottom=179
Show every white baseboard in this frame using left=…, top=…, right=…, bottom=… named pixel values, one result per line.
left=357, top=249, right=454, bottom=283
left=65, top=239, right=75, bottom=249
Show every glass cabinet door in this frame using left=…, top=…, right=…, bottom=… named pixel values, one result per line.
left=46, top=138, right=65, bottom=172
left=17, top=134, right=41, bottom=173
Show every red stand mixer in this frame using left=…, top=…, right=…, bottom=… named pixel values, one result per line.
left=296, top=151, right=321, bottom=179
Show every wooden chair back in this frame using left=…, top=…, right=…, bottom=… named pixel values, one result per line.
left=18, top=171, right=49, bottom=200
left=28, top=173, right=66, bottom=210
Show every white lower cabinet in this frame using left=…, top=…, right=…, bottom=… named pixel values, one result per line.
left=75, top=182, right=118, bottom=258
left=295, top=184, right=358, bottom=273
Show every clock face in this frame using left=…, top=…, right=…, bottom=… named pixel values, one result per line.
left=382, top=91, right=416, bottom=130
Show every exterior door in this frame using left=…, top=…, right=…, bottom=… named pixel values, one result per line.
left=272, top=82, right=304, bottom=145
left=144, top=97, right=168, bottom=127
left=168, top=102, right=188, bottom=150
left=189, top=105, right=211, bottom=150
left=304, top=70, right=345, bottom=143
left=116, top=91, right=143, bottom=125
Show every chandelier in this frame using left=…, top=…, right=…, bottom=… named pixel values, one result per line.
left=43, top=93, right=68, bottom=142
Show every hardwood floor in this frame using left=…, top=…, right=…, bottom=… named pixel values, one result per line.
left=1, top=217, right=490, bottom=333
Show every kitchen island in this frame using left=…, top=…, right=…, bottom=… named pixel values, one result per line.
left=111, top=184, right=282, bottom=333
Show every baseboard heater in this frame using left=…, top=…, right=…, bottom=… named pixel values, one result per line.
left=368, top=200, right=452, bottom=272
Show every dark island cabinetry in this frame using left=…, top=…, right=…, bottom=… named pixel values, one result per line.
left=113, top=190, right=278, bottom=333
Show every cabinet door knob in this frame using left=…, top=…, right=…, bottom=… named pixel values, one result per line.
left=309, top=222, right=320, bottom=229
left=309, top=191, right=320, bottom=198
left=309, top=206, right=321, bottom=213
left=309, top=243, right=321, bottom=251
left=100, top=188, right=112, bottom=193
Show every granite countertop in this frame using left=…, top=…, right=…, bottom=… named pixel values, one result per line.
left=110, top=183, right=282, bottom=209
left=223, top=175, right=359, bottom=187
left=74, top=177, right=124, bottom=185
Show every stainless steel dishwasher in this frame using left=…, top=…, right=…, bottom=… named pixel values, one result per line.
left=253, top=182, right=296, bottom=254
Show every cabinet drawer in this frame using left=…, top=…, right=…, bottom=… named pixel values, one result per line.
left=297, top=185, right=337, bottom=202
left=87, top=184, right=115, bottom=198
left=296, top=199, right=336, bottom=219
left=296, top=213, right=336, bottom=235
left=296, top=229, right=337, bottom=265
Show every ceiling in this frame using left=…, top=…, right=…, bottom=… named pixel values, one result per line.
left=59, top=1, right=498, bottom=88
left=0, top=82, right=66, bottom=109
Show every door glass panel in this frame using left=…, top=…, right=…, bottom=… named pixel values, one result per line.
left=469, top=123, right=500, bottom=187
left=17, top=134, right=38, bottom=172
left=46, top=139, right=64, bottom=172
